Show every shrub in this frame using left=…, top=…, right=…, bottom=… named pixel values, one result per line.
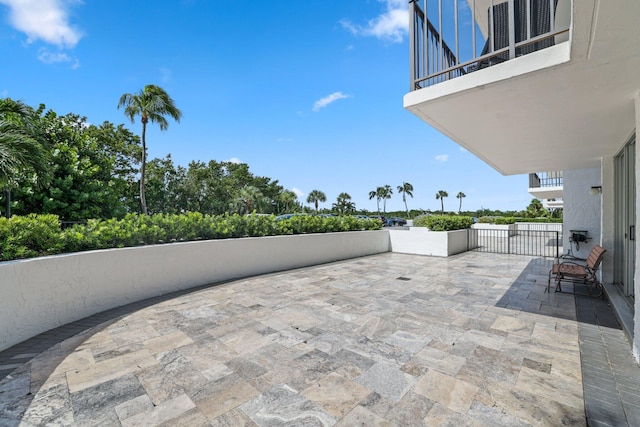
left=1, top=213, right=384, bottom=262
left=413, top=215, right=473, bottom=231
left=493, top=217, right=516, bottom=225
left=477, top=216, right=492, bottom=223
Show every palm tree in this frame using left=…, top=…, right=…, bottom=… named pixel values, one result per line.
left=0, top=98, right=49, bottom=218
left=118, top=85, right=182, bottom=214
left=381, top=185, right=393, bottom=214
left=306, top=189, right=326, bottom=214
left=333, top=192, right=355, bottom=215
left=280, top=190, right=298, bottom=213
left=369, top=189, right=381, bottom=215
left=397, top=182, right=414, bottom=218
left=238, top=185, right=262, bottom=214
left=456, top=191, right=466, bottom=214
left=436, top=190, right=448, bottom=214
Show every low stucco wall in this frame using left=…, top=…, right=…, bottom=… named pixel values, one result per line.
left=388, top=228, right=469, bottom=257
left=0, top=230, right=389, bottom=351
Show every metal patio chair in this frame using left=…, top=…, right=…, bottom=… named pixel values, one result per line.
left=547, top=245, right=606, bottom=297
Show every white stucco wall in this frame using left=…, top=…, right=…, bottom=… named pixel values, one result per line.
left=0, top=231, right=389, bottom=352
left=562, top=168, right=602, bottom=259
left=389, top=228, right=468, bottom=257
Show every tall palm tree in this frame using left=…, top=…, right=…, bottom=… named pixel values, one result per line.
left=381, top=184, right=393, bottom=214
left=369, top=189, right=381, bottom=215
left=118, top=84, right=182, bottom=214
left=397, top=182, right=414, bottom=218
left=306, top=189, right=326, bottom=214
left=456, top=191, right=466, bottom=214
left=436, top=190, right=448, bottom=214
left=0, top=98, right=49, bottom=218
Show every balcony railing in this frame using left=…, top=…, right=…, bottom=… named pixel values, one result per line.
left=529, top=172, right=563, bottom=188
left=409, top=0, right=570, bottom=90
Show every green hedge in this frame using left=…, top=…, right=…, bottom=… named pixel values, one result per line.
left=413, top=215, right=473, bottom=231
left=0, top=213, right=383, bottom=262
left=478, top=216, right=562, bottom=224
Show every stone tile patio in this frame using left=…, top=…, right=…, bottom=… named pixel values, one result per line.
left=0, top=252, right=638, bottom=426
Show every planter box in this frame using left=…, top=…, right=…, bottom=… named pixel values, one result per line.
left=472, top=223, right=518, bottom=237
left=0, top=231, right=389, bottom=352
left=388, top=227, right=469, bottom=257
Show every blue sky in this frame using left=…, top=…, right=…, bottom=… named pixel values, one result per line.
left=0, top=0, right=533, bottom=213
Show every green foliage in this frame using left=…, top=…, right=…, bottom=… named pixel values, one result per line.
left=0, top=214, right=63, bottom=260
left=477, top=216, right=492, bottom=223
left=0, top=213, right=383, bottom=261
left=493, top=217, right=516, bottom=225
left=12, top=111, right=141, bottom=220
left=514, top=217, right=563, bottom=223
left=413, top=214, right=473, bottom=231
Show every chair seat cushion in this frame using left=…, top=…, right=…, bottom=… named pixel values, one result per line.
left=552, top=263, right=587, bottom=277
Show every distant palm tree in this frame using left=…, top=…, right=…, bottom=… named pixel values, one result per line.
left=118, top=84, right=182, bottom=214
left=456, top=191, right=466, bottom=214
left=280, top=190, right=298, bottom=213
left=333, top=192, right=356, bottom=215
left=369, top=189, right=382, bottom=215
left=436, top=190, right=448, bottom=214
left=397, top=182, right=414, bottom=218
left=0, top=98, right=49, bottom=218
left=381, top=184, right=393, bottom=214
left=238, top=185, right=262, bottom=213
left=306, top=189, right=326, bottom=214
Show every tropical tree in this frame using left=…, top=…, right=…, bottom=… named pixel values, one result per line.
left=118, top=84, right=182, bottom=214
left=397, top=182, right=414, bottom=218
left=279, top=190, right=298, bottom=213
left=369, top=189, right=382, bottom=215
left=436, top=190, right=448, bottom=214
left=526, top=198, right=547, bottom=218
left=332, top=192, right=356, bottom=215
left=0, top=98, right=49, bottom=217
left=237, top=185, right=262, bottom=214
left=13, top=112, right=141, bottom=220
left=456, top=191, right=466, bottom=214
left=381, top=184, right=393, bottom=214
left=306, top=189, right=326, bottom=214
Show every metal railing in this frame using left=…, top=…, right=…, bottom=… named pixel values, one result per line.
left=468, top=228, right=560, bottom=257
left=528, top=172, right=563, bottom=188
left=409, top=0, right=570, bottom=90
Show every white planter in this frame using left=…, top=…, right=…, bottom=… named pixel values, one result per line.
left=0, top=231, right=389, bottom=352
left=388, top=227, right=469, bottom=257
left=472, top=223, right=518, bottom=237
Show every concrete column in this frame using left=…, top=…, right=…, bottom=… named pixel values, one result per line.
left=633, top=92, right=640, bottom=361
left=601, top=157, right=615, bottom=283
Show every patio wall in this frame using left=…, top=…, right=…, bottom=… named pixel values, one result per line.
left=388, top=228, right=469, bottom=257
left=0, top=230, right=389, bottom=352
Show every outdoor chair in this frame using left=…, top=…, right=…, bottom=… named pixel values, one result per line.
left=547, top=245, right=606, bottom=297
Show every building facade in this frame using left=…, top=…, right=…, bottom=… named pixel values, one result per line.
left=405, top=0, right=640, bottom=361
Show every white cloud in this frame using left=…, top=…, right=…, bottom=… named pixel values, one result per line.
left=435, top=154, right=449, bottom=163
left=340, top=0, right=408, bottom=43
left=459, top=147, right=468, bottom=152
left=0, top=0, right=83, bottom=48
left=37, top=47, right=79, bottom=68
left=292, top=188, right=304, bottom=198
left=159, top=67, right=172, bottom=84
left=312, top=92, right=350, bottom=112
left=228, top=157, right=241, bottom=164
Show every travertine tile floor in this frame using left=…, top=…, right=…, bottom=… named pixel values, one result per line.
left=0, top=252, right=635, bottom=426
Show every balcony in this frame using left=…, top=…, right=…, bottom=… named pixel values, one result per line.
left=409, top=0, right=570, bottom=90
left=404, top=0, right=640, bottom=175
left=528, top=171, right=563, bottom=202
